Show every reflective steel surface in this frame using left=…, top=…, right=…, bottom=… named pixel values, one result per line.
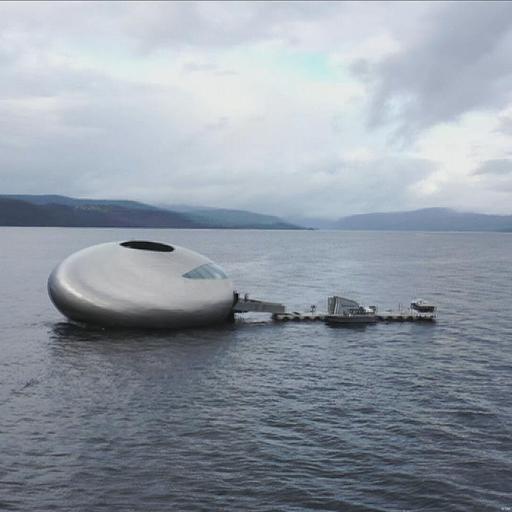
left=48, top=241, right=234, bottom=328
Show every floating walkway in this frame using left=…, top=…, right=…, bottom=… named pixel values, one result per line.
left=272, top=312, right=326, bottom=322
left=235, top=294, right=436, bottom=325
left=375, top=312, right=436, bottom=322
left=271, top=311, right=436, bottom=323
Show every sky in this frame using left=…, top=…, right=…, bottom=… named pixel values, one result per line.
left=1, top=1, right=512, bottom=219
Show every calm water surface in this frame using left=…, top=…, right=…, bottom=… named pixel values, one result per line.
left=1, top=228, right=511, bottom=511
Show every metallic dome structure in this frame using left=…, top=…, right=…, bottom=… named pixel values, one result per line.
left=48, top=241, right=235, bottom=328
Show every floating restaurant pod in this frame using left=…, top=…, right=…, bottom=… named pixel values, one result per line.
left=48, top=241, right=235, bottom=328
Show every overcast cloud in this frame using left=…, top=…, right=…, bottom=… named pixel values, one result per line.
left=1, top=1, right=512, bottom=218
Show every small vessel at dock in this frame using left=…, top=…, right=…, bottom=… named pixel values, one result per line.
left=324, top=296, right=377, bottom=325
left=410, top=299, right=436, bottom=314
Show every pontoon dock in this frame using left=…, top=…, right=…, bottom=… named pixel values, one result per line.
left=234, top=295, right=436, bottom=324
left=271, top=311, right=436, bottom=323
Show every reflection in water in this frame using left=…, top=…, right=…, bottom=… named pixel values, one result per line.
left=325, top=322, right=371, bottom=331
left=48, top=321, right=241, bottom=365
left=50, top=319, right=260, bottom=345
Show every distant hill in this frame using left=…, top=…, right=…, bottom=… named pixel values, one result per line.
left=0, top=197, right=202, bottom=228
left=0, top=195, right=302, bottom=229
left=335, top=208, right=512, bottom=232
left=6, top=196, right=508, bottom=231
left=4, top=194, right=160, bottom=210
left=284, top=215, right=337, bottom=229
left=167, top=205, right=300, bottom=229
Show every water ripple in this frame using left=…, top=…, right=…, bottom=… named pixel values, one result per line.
left=1, top=229, right=511, bottom=511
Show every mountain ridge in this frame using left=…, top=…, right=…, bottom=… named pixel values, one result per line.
left=2, top=197, right=511, bottom=231
left=0, top=195, right=301, bottom=229
left=334, top=207, right=512, bottom=232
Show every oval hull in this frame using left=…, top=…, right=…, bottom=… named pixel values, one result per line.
left=48, top=242, right=235, bottom=329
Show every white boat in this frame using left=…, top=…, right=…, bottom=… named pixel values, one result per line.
left=410, top=299, right=436, bottom=313
left=325, top=296, right=377, bottom=325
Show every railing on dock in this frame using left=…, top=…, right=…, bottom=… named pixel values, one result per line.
left=233, top=297, right=286, bottom=314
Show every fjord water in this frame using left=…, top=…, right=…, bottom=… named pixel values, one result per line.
left=1, top=228, right=511, bottom=512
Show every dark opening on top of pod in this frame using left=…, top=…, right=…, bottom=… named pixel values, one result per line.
left=48, top=240, right=235, bottom=328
